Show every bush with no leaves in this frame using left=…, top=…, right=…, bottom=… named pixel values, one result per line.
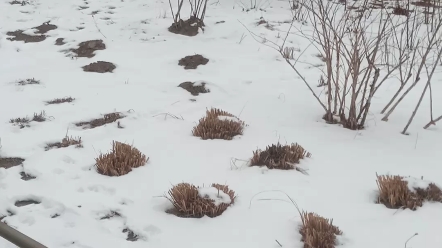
left=376, top=174, right=442, bottom=210
left=95, top=141, right=148, bottom=176
left=192, top=108, right=246, bottom=140
left=299, top=212, right=342, bottom=248
left=250, top=143, right=311, bottom=170
left=166, top=183, right=236, bottom=218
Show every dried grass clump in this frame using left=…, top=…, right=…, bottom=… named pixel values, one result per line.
left=192, top=108, right=246, bottom=140
left=45, top=136, right=83, bottom=150
left=376, top=174, right=442, bottom=210
left=45, top=97, right=75, bottom=105
left=10, top=111, right=47, bottom=128
left=95, top=141, right=148, bottom=176
left=166, top=183, right=236, bottom=218
left=299, top=212, right=342, bottom=248
left=250, top=143, right=311, bottom=170
left=75, top=112, right=124, bottom=129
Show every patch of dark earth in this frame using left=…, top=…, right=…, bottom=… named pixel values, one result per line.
left=7, top=30, right=46, bottom=43
left=70, top=40, right=105, bottom=58
left=178, top=81, right=210, bottom=96
left=55, top=38, right=66, bottom=45
left=51, top=214, right=60, bottom=218
left=75, top=112, right=124, bottom=129
left=15, top=200, right=40, bottom=207
left=0, top=157, right=25, bottom=169
left=168, top=17, right=204, bottom=37
left=82, top=61, right=116, bottom=73
left=34, top=21, right=57, bottom=34
left=78, top=6, right=89, bottom=9
left=20, top=172, right=36, bottom=181
left=123, top=228, right=139, bottom=241
left=178, top=54, right=209, bottom=69
left=100, top=211, right=122, bottom=220
left=0, top=211, right=14, bottom=222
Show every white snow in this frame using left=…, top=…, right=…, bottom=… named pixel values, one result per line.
left=403, top=177, right=433, bottom=192
left=217, top=115, right=241, bottom=122
left=198, top=187, right=232, bottom=206
left=0, top=0, right=441, bottom=248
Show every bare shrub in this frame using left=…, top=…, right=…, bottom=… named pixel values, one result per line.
left=250, top=143, right=311, bottom=170
left=45, top=97, right=75, bottom=105
left=192, top=108, right=246, bottom=140
left=168, top=0, right=208, bottom=36
left=299, top=212, right=342, bottom=248
left=32, top=111, right=47, bottom=122
left=165, top=183, right=236, bottom=218
left=376, top=174, right=442, bottom=210
left=46, top=136, right=83, bottom=150
left=95, top=141, right=148, bottom=177
left=75, top=112, right=124, bottom=129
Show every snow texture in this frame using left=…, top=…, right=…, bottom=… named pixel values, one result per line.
left=198, top=187, right=232, bottom=206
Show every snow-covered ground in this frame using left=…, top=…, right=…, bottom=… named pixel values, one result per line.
left=0, top=0, right=441, bottom=247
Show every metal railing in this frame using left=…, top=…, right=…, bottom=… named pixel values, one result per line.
left=0, top=222, right=47, bottom=248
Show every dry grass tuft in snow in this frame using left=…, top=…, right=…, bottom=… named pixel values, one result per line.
left=45, top=136, right=83, bottom=150
left=10, top=111, right=47, bottom=128
left=95, top=141, right=148, bottom=177
left=376, top=174, right=442, bottom=210
left=75, top=112, right=124, bottom=129
left=16, top=78, right=40, bottom=85
left=299, top=212, right=342, bottom=248
left=166, top=183, right=236, bottom=218
left=250, top=143, right=311, bottom=170
left=45, top=96, right=75, bottom=105
left=192, top=108, right=246, bottom=140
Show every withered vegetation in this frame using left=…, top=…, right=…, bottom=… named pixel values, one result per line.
left=10, top=111, right=47, bottom=128
left=17, top=78, right=40, bottom=85
left=95, top=141, right=148, bottom=177
left=45, top=136, right=83, bottom=151
left=376, top=174, right=442, bottom=210
left=166, top=183, right=236, bottom=218
left=192, top=108, right=246, bottom=140
left=75, top=112, right=124, bottom=129
left=250, top=142, right=311, bottom=170
left=45, top=97, right=75, bottom=105
left=299, top=212, right=343, bottom=248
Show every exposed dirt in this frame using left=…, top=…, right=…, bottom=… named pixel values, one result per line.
left=178, top=54, right=209, bottom=69
left=34, top=22, right=57, bottom=34
left=55, top=38, right=66, bottom=45
left=168, top=17, right=204, bottom=37
left=123, top=228, right=139, bottom=241
left=20, top=171, right=36, bottom=181
left=6, top=30, right=46, bottom=43
left=75, top=112, right=124, bottom=129
left=100, top=211, right=122, bottom=220
left=178, top=81, right=210, bottom=96
left=71, top=39, right=105, bottom=58
left=0, top=157, right=25, bottom=169
left=82, top=61, right=116, bottom=73
left=15, top=200, right=40, bottom=207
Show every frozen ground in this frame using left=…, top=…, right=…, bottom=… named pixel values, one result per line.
left=0, top=0, right=441, bottom=247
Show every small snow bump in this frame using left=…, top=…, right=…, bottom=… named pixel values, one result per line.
left=198, top=187, right=232, bottom=206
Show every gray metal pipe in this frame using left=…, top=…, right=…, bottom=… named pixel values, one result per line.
left=0, top=222, right=47, bottom=248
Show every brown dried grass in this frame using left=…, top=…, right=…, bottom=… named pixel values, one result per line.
left=45, top=97, right=75, bottom=105
left=75, top=112, right=123, bottom=129
left=95, top=141, right=148, bottom=177
left=166, top=183, right=236, bottom=218
left=250, top=143, right=311, bottom=170
left=376, top=174, right=442, bottom=210
left=299, top=212, right=342, bottom=248
left=46, top=136, right=83, bottom=150
left=192, top=108, right=246, bottom=140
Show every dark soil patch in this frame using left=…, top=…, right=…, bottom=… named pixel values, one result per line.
left=123, top=228, right=139, bottom=241
left=20, top=171, right=36, bottom=181
left=10, top=0, right=28, bottom=5
left=0, top=157, right=25, bottom=169
left=71, top=39, right=105, bottom=58
left=168, top=17, right=204, bottom=37
left=393, top=6, right=412, bottom=16
left=91, top=10, right=100, bottom=15
left=15, top=200, right=40, bottom=207
left=51, top=214, right=60, bottom=218
left=17, top=78, right=40, bottom=85
left=6, top=30, right=46, bottom=43
left=82, top=61, right=116, bottom=73
left=215, top=21, right=225, bottom=24
left=45, top=96, right=75, bottom=104
left=100, top=211, right=122, bottom=220
left=75, top=112, right=124, bottom=129
left=45, top=136, right=83, bottom=151
left=33, top=22, right=57, bottom=34
left=78, top=6, right=89, bottom=9
left=55, top=38, right=66, bottom=45
left=178, top=54, right=209, bottom=69
left=178, top=81, right=210, bottom=96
